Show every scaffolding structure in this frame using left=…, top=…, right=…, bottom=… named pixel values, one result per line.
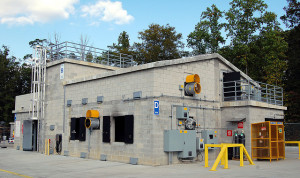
left=29, top=46, right=47, bottom=151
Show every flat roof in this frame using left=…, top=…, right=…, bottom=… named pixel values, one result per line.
left=63, top=53, right=254, bottom=86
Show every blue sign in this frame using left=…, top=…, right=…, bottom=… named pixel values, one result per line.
left=14, top=114, right=16, bottom=121
left=154, top=101, right=159, bottom=115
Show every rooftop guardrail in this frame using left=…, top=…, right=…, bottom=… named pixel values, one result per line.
left=48, top=41, right=137, bottom=68
left=223, top=79, right=283, bottom=106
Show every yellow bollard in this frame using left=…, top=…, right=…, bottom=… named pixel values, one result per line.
left=224, top=147, right=228, bottom=169
left=47, top=139, right=50, bottom=155
left=240, top=146, right=244, bottom=167
left=205, top=145, right=209, bottom=167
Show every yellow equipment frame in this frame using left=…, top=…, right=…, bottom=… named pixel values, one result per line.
left=285, top=141, right=300, bottom=160
left=205, top=143, right=255, bottom=171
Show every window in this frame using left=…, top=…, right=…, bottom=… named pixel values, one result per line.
left=102, top=115, right=134, bottom=144
left=70, top=117, right=86, bottom=141
left=103, top=116, right=111, bottom=143
left=115, top=115, right=134, bottom=144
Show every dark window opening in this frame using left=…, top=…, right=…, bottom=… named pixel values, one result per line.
left=70, top=117, right=86, bottom=141
left=114, top=115, right=134, bottom=144
left=103, top=116, right=111, bottom=143
left=223, top=71, right=241, bottom=101
left=115, top=116, right=125, bottom=142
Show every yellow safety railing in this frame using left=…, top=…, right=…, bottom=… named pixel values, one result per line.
left=285, top=141, right=300, bottom=160
left=44, top=139, right=50, bottom=155
left=205, top=143, right=255, bottom=171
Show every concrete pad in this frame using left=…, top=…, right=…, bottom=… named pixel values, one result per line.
left=0, top=147, right=300, bottom=178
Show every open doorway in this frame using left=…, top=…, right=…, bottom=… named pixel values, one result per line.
left=23, top=120, right=38, bottom=151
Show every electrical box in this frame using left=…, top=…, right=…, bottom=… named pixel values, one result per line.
left=176, top=106, right=189, bottom=119
left=196, top=137, right=204, bottom=151
left=164, top=130, right=184, bottom=152
left=202, top=130, right=218, bottom=149
left=164, top=130, right=196, bottom=159
left=178, top=130, right=196, bottom=159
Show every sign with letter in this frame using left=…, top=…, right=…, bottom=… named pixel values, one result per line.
left=60, top=64, right=64, bottom=79
left=238, top=122, right=244, bottom=129
left=154, top=101, right=159, bottom=115
left=227, top=130, right=232, bottom=137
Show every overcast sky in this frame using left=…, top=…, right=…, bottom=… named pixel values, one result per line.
left=0, top=0, right=288, bottom=59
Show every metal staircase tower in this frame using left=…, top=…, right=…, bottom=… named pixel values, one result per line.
left=30, top=45, right=47, bottom=151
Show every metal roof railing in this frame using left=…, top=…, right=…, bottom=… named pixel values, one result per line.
left=223, top=79, right=283, bottom=106
left=47, top=41, right=137, bottom=68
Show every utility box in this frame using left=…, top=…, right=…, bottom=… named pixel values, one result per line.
left=178, top=130, right=196, bottom=159
left=164, top=130, right=184, bottom=152
left=202, top=130, right=218, bottom=149
left=164, top=130, right=196, bottom=159
left=176, top=106, right=189, bottom=119
left=196, top=137, right=204, bottom=151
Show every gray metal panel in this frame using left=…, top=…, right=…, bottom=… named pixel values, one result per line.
left=100, top=154, right=107, bottom=161
left=196, top=137, right=204, bottom=151
left=67, top=100, right=72, bottom=106
left=23, top=120, right=32, bottom=151
left=176, top=106, right=189, bottom=119
left=64, top=150, right=69, bottom=156
left=97, top=96, right=104, bottom=103
left=202, top=130, right=218, bottom=149
left=82, top=98, right=88, bottom=105
left=80, top=152, right=87, bottom=158
left=130, top=157, right=138, bottom=165
left=178, top=130, right=196, bottom=158
left=133, top=91, right=142, bottom=99
left=164, top=130, right=184, bottom=152
left=50, top=125, right=55, bottom=131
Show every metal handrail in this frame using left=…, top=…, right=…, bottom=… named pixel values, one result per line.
left=223, top=79, right=283, bottom=106
left=47, top=41, right=137, bottom=68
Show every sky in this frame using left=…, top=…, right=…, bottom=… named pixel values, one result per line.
left=0, top=0, right=289, bottom=59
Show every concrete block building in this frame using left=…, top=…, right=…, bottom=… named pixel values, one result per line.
left=13, top=50, right=286, bottom=165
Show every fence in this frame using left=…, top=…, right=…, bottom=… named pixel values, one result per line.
left=223, top=79, right=283, bottom=106
left=48, top=41, right=137, bottom=68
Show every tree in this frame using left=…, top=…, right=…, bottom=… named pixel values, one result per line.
left=0, top=46, right=32, bottom=125
left=187, top=4, right=225, bottom=54
left=134, top=24, right=184, bottom=64
left=108, top=31, right=135, bottom=60
left=225, top=0, right=269, bottom=74
left=281, top=0, right=300, bottom=122
left=281, top=0, right=300, bottom=28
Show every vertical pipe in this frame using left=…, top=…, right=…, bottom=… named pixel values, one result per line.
left=248, top=80, right=251, bottom=100
left=234, top=81, right=237, bottom=101
left=63, top=86, right=66, bottom=133
left=44, top=139, right=47, bottom=155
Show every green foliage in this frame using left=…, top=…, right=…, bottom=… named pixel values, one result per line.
left=187, top=4, right=225, bottom=54
left=225, top=0, right=270, bottom=74
left=284, top=25, right=300, bottom=122
left=134, top=24, right=184, bottom=64
left=0, top=46, right=31, bottom=125
left=281, top=0, right=300, bottom=28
